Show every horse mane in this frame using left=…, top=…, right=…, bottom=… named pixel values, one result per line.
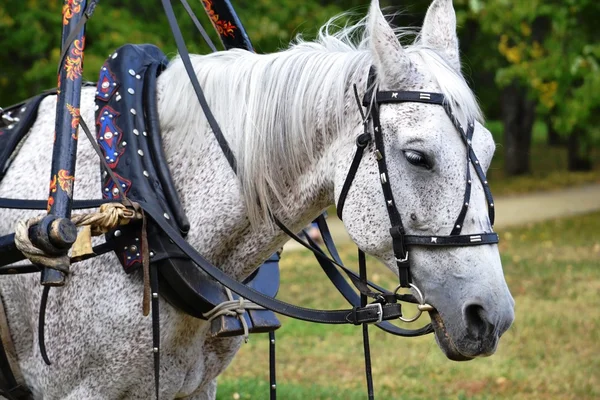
left=158, top=14, right=482, bottom=228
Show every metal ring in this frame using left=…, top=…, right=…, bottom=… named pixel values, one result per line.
left=394, top=283, right=434, bottom=323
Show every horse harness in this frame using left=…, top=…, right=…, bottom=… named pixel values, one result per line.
left=337, top=66, right=499, bottom=289
left=0, top=24, right=501, bottom=400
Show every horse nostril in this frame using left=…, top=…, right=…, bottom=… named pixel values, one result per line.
left=463, top=303, right=492, bottom=338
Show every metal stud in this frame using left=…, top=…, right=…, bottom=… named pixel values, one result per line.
left=375, top=150, right=383, bottom=160
left=149, top=251, right=155, bottom=258
left=136, top=74, right=141, bottom=80
left=116, top=95, right=121, bottom=102
left=153, top=347, right=159, bottom=353
left=127, top=88, right=135, bottom=95
left=143, top=171, right=149, bottom=177
left=152, top=293, right=158, bottom=299
left=121, top=183, right=126, bottom=188
left=380, top=173, right=387, bottom=184
left=490, top=203, right=494, bottom=208
left=130, top=108, right=136, bottom=115
left=114, top=230, right=122, bottom=237
left=163, top=213, right=170, bottom=220
left=468, top=179, right=472, bottom=184
left=127, top=256, right=131, bottom=260
left=112, top=187, right=119, bottom=195
left=431, top=237, right=438, bottom=243
left=128, top=69, right=135, bottom=76
left=102, top=67, right=107, bottom=71
left=387, top=200, right=393, bottom=207
left=122, top=141, right=127, bottom=146
left=104, top=188, right=109, bottom=192
left=112, top=52, right=118, bottom=59
left=456, top=224, right=461, bottom=229
left=142, top=131, right=147, bottom=137
left=129, top=245, right=138, bottom=253
left=104, top=93, right=108, bottom=98
left=137, top=149, right=144, bottom=156
left=271, top=385, right=276, bottom=390
left=133, top=129, right=139, bottom=135
left=484, top=180, right=488, bottom=185
left=20, top=107, right=26, bottom=113
left=94, top=104, right=99, bottom=111
left=475, top=160, right=479, bottom=165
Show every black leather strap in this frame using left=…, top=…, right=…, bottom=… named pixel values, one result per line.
left=0, top=198, right=108, bottom=210
left=372, top=91, right=445, bottom=105
left=140, top=201, right=402, bottom=325
left=179, top=0, right=218, bottom=53
left=143, top=62, right=190, bottom=235
left=161, top=0, right=237, bottom=172
left=305, top=224, right=433, bottom=337
left=359, top=250, right=374, bottom=400
left=405, top=233, right=499, bottom=246
left=336, top=133, right=371, bottom=220
left=269, top=331, right=276, bottom=400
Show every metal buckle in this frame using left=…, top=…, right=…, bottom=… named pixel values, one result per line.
left=395, top=251, right=409, bottom=263
left=364, top=302, right=383, bottom=324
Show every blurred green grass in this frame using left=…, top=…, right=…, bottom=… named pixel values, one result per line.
left=218, top=212, right=600, bottom=399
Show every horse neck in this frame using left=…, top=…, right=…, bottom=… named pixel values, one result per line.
left=156, top=58, right=366, bottom=279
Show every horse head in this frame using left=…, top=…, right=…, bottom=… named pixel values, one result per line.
left=336, top=0, right=515, bottom=360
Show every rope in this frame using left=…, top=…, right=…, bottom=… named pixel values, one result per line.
left=14, top=203, right=141, bottom=272
left=71, top=203, right=140, bottom=235
left=202, top=288, right=265, bottom=342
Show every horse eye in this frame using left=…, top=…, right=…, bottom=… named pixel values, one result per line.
left=403, top=150, right=431, bottom=170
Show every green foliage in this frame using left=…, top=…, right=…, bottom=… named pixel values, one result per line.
left=464, top=0, right=600, bottom=148
left=0, top=0, right=350, bottom=105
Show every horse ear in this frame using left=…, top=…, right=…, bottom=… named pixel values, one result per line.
left=420, top=0, right=461, bottom=72
left=368, top=0, right=410, bottom=85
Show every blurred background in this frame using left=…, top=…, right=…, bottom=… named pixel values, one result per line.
left=1, top=0, right=599, bottom=182
left=1, top=1, right=598, bottom=399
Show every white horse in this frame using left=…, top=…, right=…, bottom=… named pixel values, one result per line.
left=0, top=0, right=514, bottom=398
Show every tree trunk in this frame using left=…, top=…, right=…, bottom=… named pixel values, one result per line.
left=546, top=116, right=565, bottom=146
left=567, top=129, right=592, bottom=171
left=501, top=83, right=536, bottom=176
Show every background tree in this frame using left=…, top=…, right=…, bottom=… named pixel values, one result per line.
left=465, top=0, right=599, bottom=173
left=1, top=0, right=598, bottom=176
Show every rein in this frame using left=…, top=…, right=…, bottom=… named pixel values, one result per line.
left=0, top=2, right=501, bottom=400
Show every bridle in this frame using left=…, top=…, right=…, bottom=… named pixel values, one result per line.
left=336, top=66, right=499, bottom=294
